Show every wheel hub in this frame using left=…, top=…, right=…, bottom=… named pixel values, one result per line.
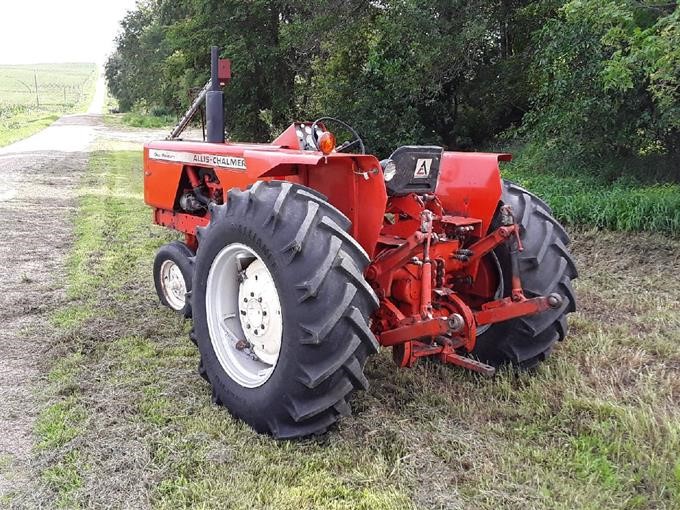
left=205, top=244, right=283, bottom=388
left=244, top=299, right=267, bottom=330
left=238, top=259, right=281, bottom=365
left=160, top=260, right=187, bottom=310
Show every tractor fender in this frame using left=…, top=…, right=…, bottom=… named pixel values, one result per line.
left=435, top=152, right=510, bottom=233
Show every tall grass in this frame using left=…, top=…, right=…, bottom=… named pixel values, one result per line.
left=502, top=166, right=680, bottom=236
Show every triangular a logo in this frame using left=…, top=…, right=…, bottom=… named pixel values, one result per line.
left=414, top=158, right=432, bottom=178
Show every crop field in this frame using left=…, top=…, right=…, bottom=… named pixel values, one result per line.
left=0, top=63, right=96, bottom=146
left=13, top=135, right=677, bottom=509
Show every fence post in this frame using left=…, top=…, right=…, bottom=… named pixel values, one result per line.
left=33, top=70, right=40, bottom=107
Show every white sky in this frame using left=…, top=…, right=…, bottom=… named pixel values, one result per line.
left=0, top=0, right=138, bottom=65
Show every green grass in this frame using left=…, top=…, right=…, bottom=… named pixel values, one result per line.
left=34, top=147, right=680, bottom=508
left=35, top=398, right=86, bottom=451
left=122, top=111, right=175, bottom=128
left=103, top=111, right=175, bottom=131
left=42, top=450, right=84, bottom=509
left=0, top=109, right=61, bottom=147
left=502, top=164, right=680, bottom=236
left=0, top=63, right=97, bottom=146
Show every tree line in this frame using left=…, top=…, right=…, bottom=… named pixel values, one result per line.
left=106, top=0, right=679, bottom=174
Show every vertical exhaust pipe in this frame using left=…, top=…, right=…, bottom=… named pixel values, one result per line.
left=206, top=46, right=225, bottom=143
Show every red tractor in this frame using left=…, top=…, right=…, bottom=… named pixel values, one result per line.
left=145, top=49, right=576, bottom=438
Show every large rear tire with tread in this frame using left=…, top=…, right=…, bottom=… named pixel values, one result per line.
left=471, top=180, right=577, bottom=368
left=191, top=181, right=379, bottom=439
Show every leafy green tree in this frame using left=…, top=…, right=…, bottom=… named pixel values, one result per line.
left=105, top=4, right=157, bottom=111
left=107, top=0, right=553, bottom=153
left=105, top=0, right=678, bottom=179
left=307, top=0, right=556, bottom=155
left=521, top=0, right=679, bottom=171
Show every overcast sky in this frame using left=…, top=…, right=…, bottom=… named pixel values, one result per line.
left=0, top=0, right=138, bottom=65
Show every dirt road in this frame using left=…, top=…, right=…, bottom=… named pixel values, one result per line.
left=0, top=73, right=164, bottom=504
left=0, top=113, right=97, bottom=502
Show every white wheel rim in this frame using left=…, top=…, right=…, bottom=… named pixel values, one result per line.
left=205, top=243, right=283, bottom=388
left=160, top=260, right=187, bottom=310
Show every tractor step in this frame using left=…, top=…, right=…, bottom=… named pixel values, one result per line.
left=442, top=352, right=496, bottom=377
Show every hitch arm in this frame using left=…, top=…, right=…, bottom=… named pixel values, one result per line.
left=366, top=231, right=425, bottom=292
left=474, top=293, right=563, bottom=326
left=379, top=317, right=451, bottom=347
left=460, top=225, right=517, bottom=265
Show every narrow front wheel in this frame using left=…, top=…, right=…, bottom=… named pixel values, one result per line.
left=153, top=241, right=194, bottom=318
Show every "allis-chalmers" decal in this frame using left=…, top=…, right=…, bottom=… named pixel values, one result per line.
left=149, top=149, right=246, bottom=171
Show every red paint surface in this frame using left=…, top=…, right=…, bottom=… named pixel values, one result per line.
left=144, top=127, right=560, bottom=372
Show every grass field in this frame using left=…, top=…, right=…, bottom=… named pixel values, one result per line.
left=0, top=63, right=96, bottom=146
left=502, top=166, right=680, bottom=237
left=30, top=145, right=680, bottom=509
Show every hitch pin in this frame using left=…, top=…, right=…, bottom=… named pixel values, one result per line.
left=514, top=226, right=524, bottom=252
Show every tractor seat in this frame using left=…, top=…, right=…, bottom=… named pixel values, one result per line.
left=380, top=146, right=443, bottom=196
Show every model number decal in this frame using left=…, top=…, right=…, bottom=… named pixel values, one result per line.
left=149, top=149, right=246, bottom=171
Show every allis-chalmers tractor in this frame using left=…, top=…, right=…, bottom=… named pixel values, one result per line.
left=145, top=49, right=577, bottom=439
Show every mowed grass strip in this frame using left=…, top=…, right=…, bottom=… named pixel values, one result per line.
left=36, top=149, right=680, bottom=509
left=0, top=63, right=97, bottom=147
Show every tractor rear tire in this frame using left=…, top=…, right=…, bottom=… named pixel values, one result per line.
left=153, top=241, right=194, bottom=318
left=470, top=180, right=577, bottom=369
left=191, top=181, right=379, bottom=439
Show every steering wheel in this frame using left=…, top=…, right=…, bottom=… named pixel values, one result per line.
left=311, top=117, right=365, bottom=154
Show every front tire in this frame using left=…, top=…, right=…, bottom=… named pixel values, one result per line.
left=192, top=182, right=379, bottom=439
left=471, top=180, right=578, bottom=368
left=153, top=241, right=194, bottom=318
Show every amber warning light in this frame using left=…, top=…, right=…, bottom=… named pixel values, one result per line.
left=318, top=132, right=336, bottom=155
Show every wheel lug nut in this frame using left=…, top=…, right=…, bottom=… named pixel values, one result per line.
left=262, top=311, right=267, bottom=316
left=250, top=292, right=254, bottom=297
left=245, top=324, right=251, bottom=329
left=240, top=310, right=246, bottom=316
left=258, top=297, right=262, bottom=303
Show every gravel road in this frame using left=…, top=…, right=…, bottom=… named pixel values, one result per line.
left=0, top=74, right=165, bottom=504
left=0, top=114, right=97, bottom=503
